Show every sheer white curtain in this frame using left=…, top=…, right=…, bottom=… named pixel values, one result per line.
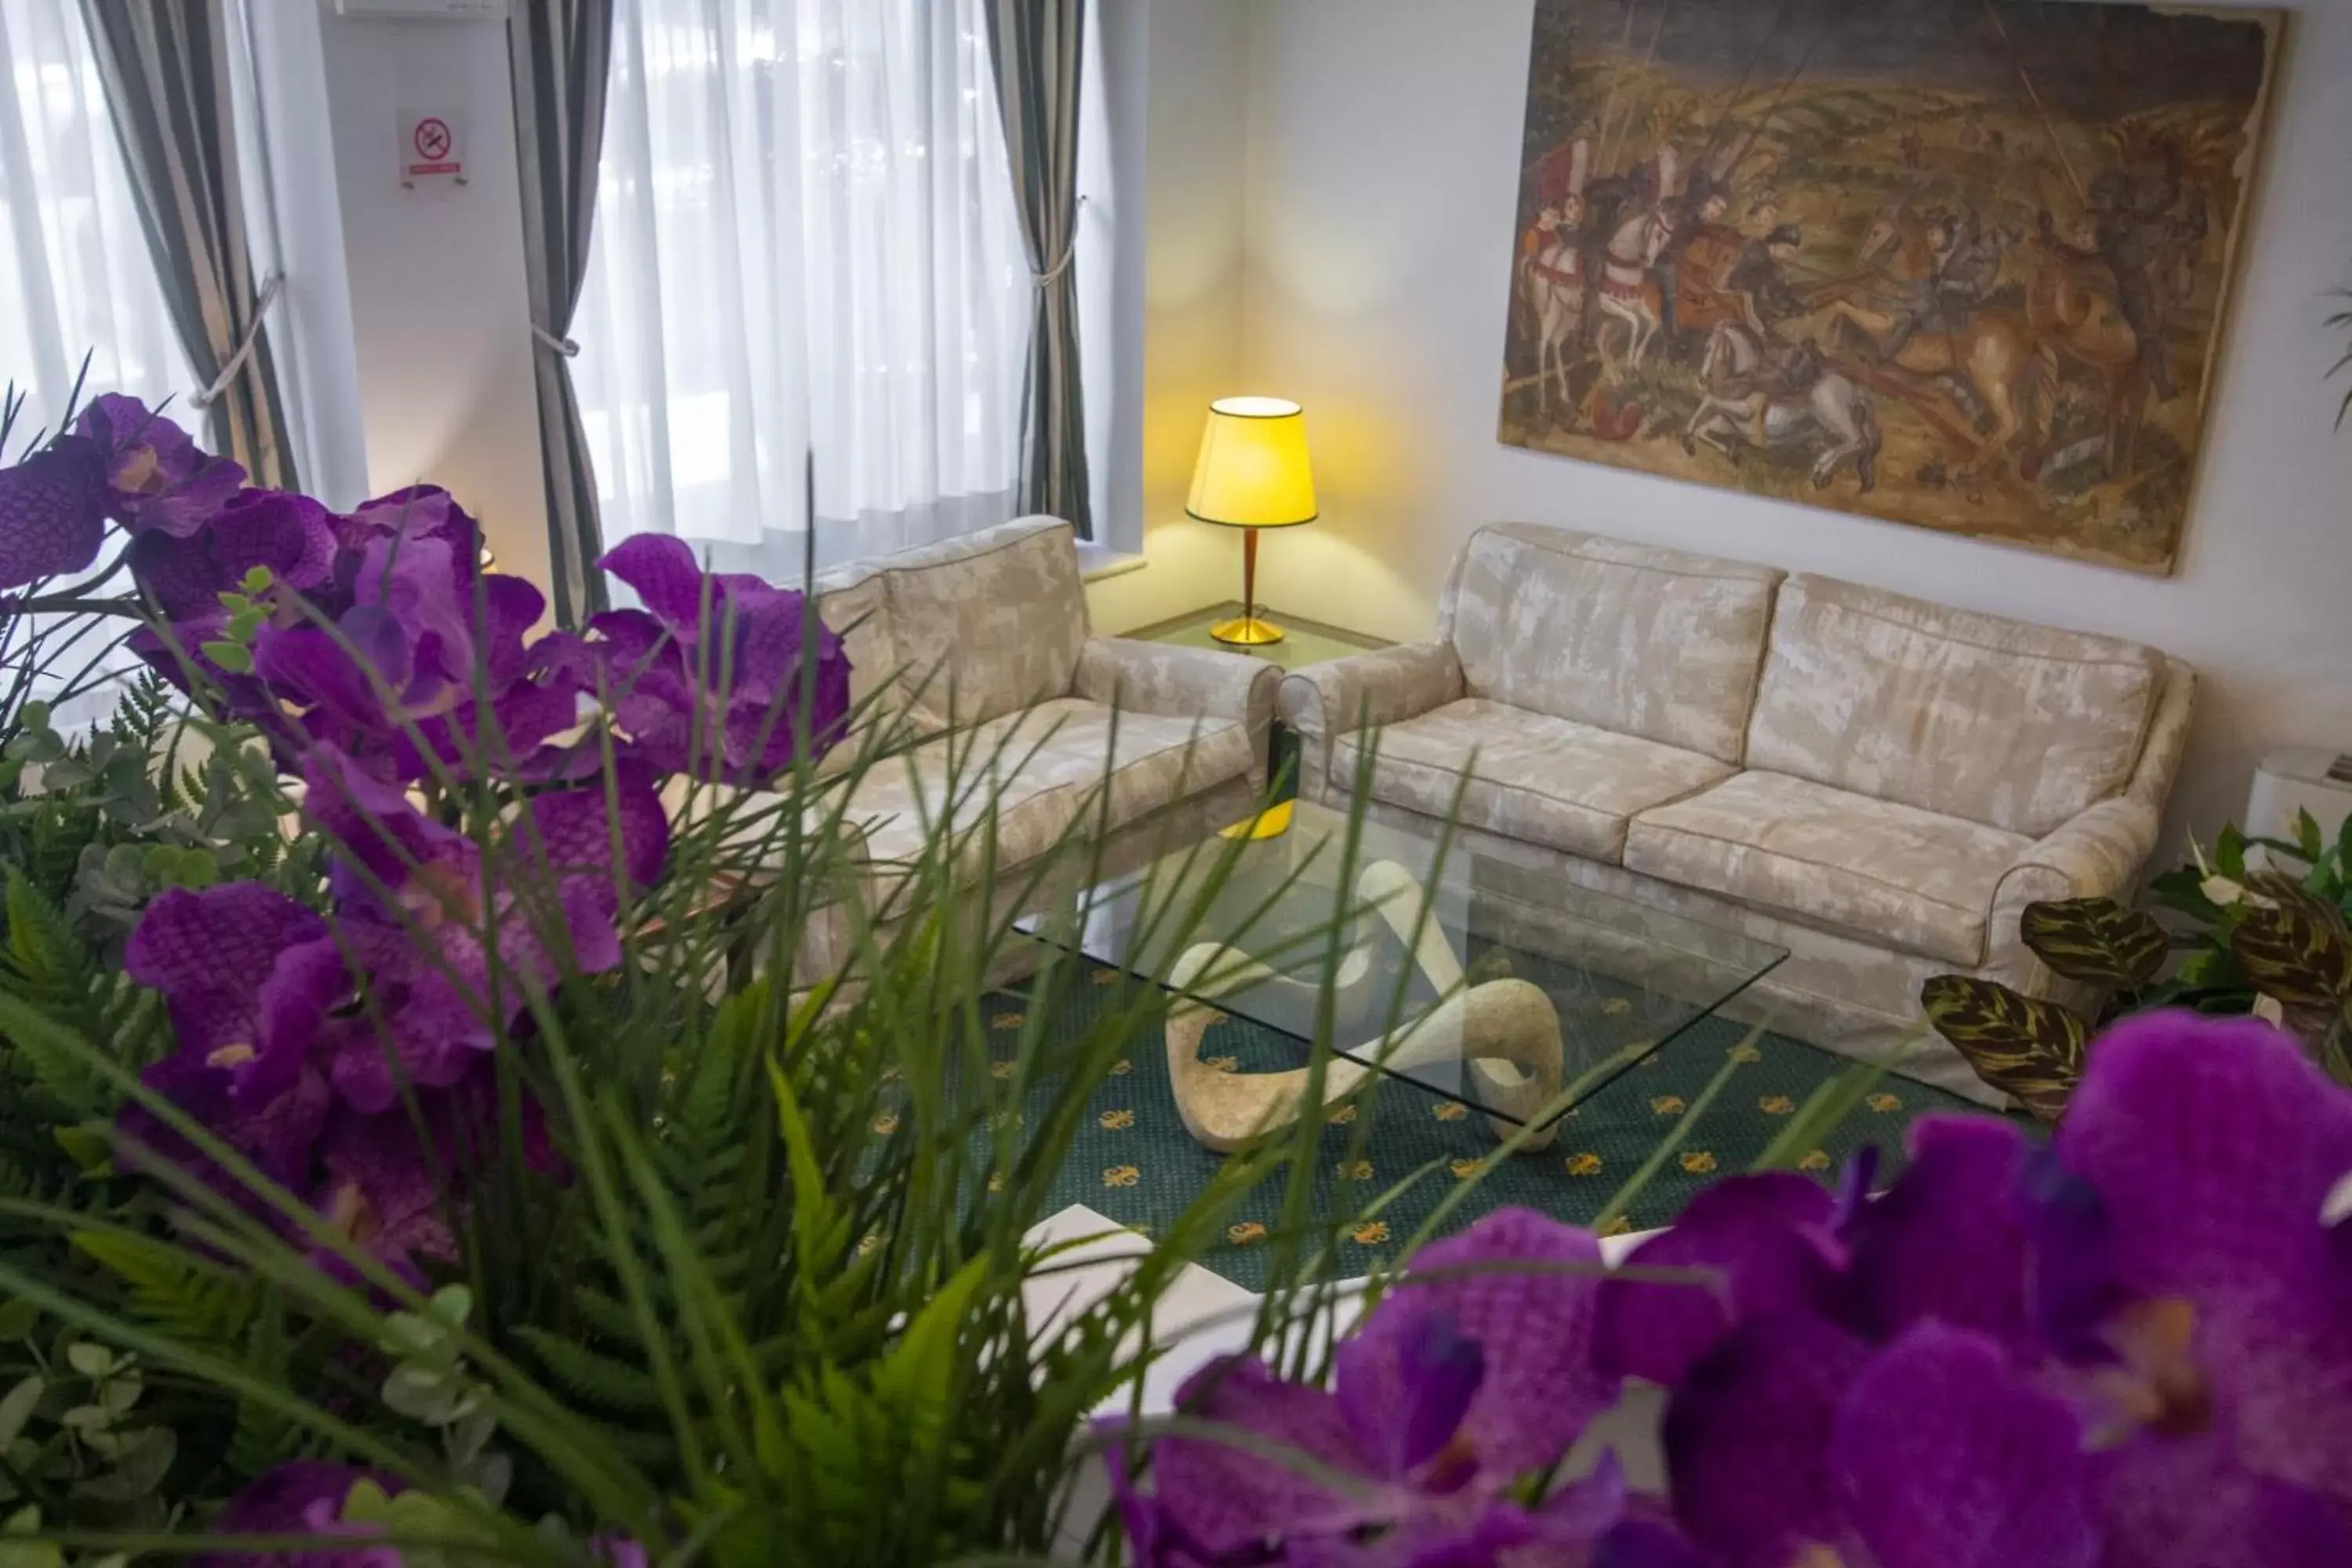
left=575, top=0, right=1033, bottom=579
left=0, top=0, right=195, bottom=446
left=0, top=0, right=198, bottom=731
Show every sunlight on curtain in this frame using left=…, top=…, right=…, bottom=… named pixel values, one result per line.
left=574, top=0, right=1033, bottom=579
left=0, top=0, right=199, bottom=729
left=0, top=0, right=195, bottom=438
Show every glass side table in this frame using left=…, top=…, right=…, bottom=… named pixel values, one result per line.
left=1127, top=601, right=1391, bottom=836
left=1125, top=601, right=1391, bottom=673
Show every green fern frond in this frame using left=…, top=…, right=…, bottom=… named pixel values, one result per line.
left=0, top=866, right=169, bottom=1109
left=514, top=1325, right=672, bottom=1416
left=71, top=1229, right=260, bottom=1352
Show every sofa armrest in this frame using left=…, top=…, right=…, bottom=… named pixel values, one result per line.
left=1276, top=640, right=1463, bottom=803
left=2125, top=658, right=2196, bottom=815
left=1073, top=637, right=1282, bottom=783
left=1982, top=794, right=2162, bottom=998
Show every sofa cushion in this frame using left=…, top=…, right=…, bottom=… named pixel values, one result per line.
left=880, top=515, right=1088, bottom=735
left=1744, top=575, right=2164, bottom=837
left=803, top=566, right=898, bottom=775
left=847, top=697, right=1252, bottom=871
left=1623, top=771, right=2032, bottom=965
left=811, top=564, right=896, bottom=716
left=994, top=698, right=1256, bottom=831
left=1334, top=699, right=1733, bottom=864
left=1437, top=524, right=1781, bottom=764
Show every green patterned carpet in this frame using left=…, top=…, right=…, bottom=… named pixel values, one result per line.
left=954, top=960, right=1983, bottom=1291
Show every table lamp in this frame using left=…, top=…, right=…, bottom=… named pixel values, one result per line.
left=1186, top=396, right=1316, bottom=646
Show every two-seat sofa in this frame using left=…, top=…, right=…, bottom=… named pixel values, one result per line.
left=1279, top=523, right=2194, bottom=1102
left=681, top=515, right=1280, bottom=975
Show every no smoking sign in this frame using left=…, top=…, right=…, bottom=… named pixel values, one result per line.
left=398, top=108, right=464, bottom=185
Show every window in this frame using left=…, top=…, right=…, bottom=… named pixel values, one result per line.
left=0, top=1, right=205, bottom=730
left=575, top=0, right=1038, bottom=576
left=0, top=0, right=196, bottom=441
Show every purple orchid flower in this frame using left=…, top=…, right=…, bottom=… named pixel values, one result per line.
left=74, top=394, right=245, bottom=537
left=308, top=1101, right=457, bottom=1283
left=129, top=485, right=339, bottom=619
left=1661, top=1313, right=2096, bottom=1568
left=198, top=1461, right=403, bottom=1568
left=583, top=533, right=851, bottom=783
left=0, top=436, right=107, bottom=589
left=117, top=1050, right=336, bottom=1204
left=307, top=1056, right=561, bottom=1283
left=1592, top=1171, right=1846, bottom=1388
left=1105, top=1208, right=1657, bottom=1566
left=1610, top=1126, right=2101, bottom=1568
left=122, top=884, right=350, bottom=1112
left=2031, top=1013, right=2352, bottom=1568
left=1605, top=1011, right=2352, bottom=1568
left=327, top=485, right=481, bottom=613
left=298, top=744, right=666, bottom=1112
left=256, top=536, right=585, bottom=782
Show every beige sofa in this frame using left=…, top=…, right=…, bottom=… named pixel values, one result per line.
left=688, top=515, right=1279, bottom=974
left=1279, top=523, right=2194, bottom=1102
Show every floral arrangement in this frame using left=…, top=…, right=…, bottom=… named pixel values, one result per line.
left=5, top=393, right=853, bottom=1281
left=0, top=388, right=1377, bottom=1560
left=9, top=390, right=2336, bottom=1564
left=1105, top=1010, right=2352, bottom=1567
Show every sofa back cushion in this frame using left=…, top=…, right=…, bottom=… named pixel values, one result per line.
left=880, top=515, right=1089, bottom=733
left=1745, top=574, right=2164, bottom=837
left=811, top=565, right=896, bottom=716
left=1437, top=524, right=1781, bottom=764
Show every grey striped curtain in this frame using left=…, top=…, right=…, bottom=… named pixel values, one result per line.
left=983, top=0, right=1092, bottom=539
left=80, top=0, right=297, bottom=489
left=508, top=0, right=612, bottom=626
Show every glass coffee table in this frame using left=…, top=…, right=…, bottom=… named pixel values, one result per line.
left=1032, top=800, right=1788, bottom=1155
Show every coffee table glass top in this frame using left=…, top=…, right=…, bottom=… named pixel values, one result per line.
left=1036, top=800, right=1788, bottom=1131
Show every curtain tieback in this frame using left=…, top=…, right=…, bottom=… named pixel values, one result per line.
left=191, top=270, right=285, bottom=409
left=1029, top=194, right=1087, bottom=287
left=533, top=323, right=581, bottom=358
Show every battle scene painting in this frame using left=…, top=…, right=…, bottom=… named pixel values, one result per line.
left=1500, top=0, right=2278, bottom=573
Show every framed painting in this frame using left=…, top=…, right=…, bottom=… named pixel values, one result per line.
left=1498, top=0, right=2281, bottom=574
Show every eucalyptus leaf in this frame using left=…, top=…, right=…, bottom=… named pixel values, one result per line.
left=63, top=1343, right=115, bottom=1381
left=0, top=1380, right=41, bottom=1450
left=70, top=1426, right=174, bottom=1503
left=383, top=1363, right=476, bottom=1427
left=198, top=640, right=252, bottom=674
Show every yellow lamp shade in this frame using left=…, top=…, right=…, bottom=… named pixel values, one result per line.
left=1186, top=397, right=1317, bottom=528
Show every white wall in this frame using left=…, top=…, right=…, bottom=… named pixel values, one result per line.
left=1210, top=0, right=2352, bottom=848
left=309, top=2, right=550, bottom=591
left=236, top=0, right=370, bottom=511
left=1086, top=0, right=1257, bottom=633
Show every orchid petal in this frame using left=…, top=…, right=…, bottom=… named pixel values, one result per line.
left=1594, top=1172, right=1840, bottom=1388
left=1829, top=1323, right=2097, bottom=1568
left=0, top=437, right=107, bottom=589
left=1363, top=1207, right=1618, bottom=1479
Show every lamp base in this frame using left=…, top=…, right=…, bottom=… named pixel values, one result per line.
left=1210, top=614, right=1286, bottom=647
left=1220, top=801, right=1294, bottom=840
